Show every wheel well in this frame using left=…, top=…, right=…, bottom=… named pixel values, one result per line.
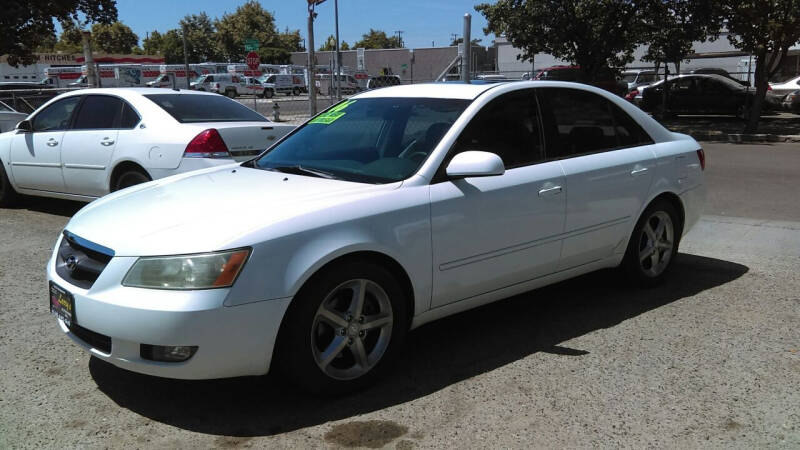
left=649, top=192, right=685, bottom=236
left=300, top=251, right=416, bottom=327
left=110, top=161, right=150, bottom=190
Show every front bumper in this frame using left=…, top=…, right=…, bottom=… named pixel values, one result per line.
left=46, top=237, right=291, bottom=379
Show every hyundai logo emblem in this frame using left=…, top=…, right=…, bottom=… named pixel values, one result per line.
left=65, top=255, right=78, bottom=271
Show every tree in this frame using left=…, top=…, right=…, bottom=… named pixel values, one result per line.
left=353, top=29, right=401, bottom=49
left=450, top=37, right=482, bottom=46
left=91, top=22, right=139, bottom=53
left=723, top=0, right=800, bottom=133
left=180, top=13, right=220, bottom=62
left=54, top=21, right=84, bottom=54
left=142, top=30, right=164, bottom=55
left=640, top=0, right=724, bottom=116
left=476, top=0, right=642, bottom=81
left=2, top=0, right=117, bottom=66
left=214, top=0, right=280, bottom=62
left=319, top=34, right=350, bottom=51
left=278, top=27, right=304, bottom=52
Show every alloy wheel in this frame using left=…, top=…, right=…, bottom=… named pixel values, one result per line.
left=311, top=278, right=393, bottom=380
left=638, top=211, right=674, bottom=277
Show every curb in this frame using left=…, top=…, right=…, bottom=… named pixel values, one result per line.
left=680, top=131, right=800, bottom=143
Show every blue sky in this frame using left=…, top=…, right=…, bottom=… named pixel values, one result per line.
left=113, top=0, right=495, bottom=50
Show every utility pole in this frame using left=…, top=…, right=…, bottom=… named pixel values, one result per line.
left=182, top=23, right=191, bottom=89
left=450, top=33, right=459, bottom=46
left=395, top=30, right=404, bottom=48
left=461, top=14, right=471, bottom=83
left=308, top=1, right=326, bottom=116
left=334, top=0, right=341, bottom=100
left=81, top=31, right=97, bottom=88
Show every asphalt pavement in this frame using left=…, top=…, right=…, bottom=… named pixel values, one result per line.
left=0, top=142, right=798, bottom=448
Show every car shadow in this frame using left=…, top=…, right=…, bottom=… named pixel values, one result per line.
left=10, top=195, right=85, bottom=217
left=89, top=252, right=748, bottom=437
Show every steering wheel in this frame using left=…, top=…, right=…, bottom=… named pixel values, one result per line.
left=397, top=139, right=417, bottom=158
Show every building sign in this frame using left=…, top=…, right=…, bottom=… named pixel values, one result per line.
left=0, top=53, right=165, bottom=66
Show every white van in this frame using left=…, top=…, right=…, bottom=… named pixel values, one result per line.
left=258, top=74, right=305, bottom=96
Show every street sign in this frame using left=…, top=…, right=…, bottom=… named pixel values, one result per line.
left=244, top=38, right=259, bottom=51
left=357, top=48, right=365, bottom=71
left=246, top=51, right=260, bottom=70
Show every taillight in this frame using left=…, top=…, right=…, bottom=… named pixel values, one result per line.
left=625, top=89, right=639, bottom=101
left=184, top=129, right=230, bottom=158
left=696, top=148, right=705, bottom=171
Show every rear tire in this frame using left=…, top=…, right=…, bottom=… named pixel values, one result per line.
left=622, top=200, right=681, bottom=287
left=112, top=169, right=151, bottom=192
left=226, top=89, right=237, bottom=98
left=0, top=160, right=20, bottom=207
left=275, top=260, right=408, bottom=395
left=262, top=89, right=274, bottom=99
left=292, top=87, right=300, bottom=96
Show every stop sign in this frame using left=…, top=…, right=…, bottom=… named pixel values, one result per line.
left=246, top=51, right=260, bottom=70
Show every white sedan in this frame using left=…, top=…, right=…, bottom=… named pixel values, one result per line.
left=46, top=81, right=705, bottom=393
left=0, top=88, right=294, bottom=205
left=769, top=75, right=800, bottom=99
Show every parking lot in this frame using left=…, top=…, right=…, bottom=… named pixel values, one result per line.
left=0, top=142, right=798, bottom=448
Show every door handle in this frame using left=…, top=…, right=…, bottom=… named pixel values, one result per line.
left=46, top=139, right=58, bottom=147
left=100, top=139, right=115, bottom=146
left=538, top=185, right=563, bottom=197
left=630, top=167, right=649, bottom=176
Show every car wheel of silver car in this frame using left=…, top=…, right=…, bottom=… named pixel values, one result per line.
left=622, top=200, right=680, bottom=287
left=226, top=89, right=237, bottom=98
left=262, top=89, right=274, bottom=99
left=0, top=160, right=20, bottom=207
left=276, top=260, right=409, bottom=394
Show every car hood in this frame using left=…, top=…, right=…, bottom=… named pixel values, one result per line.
left=65, top=165, right=397, bottom=256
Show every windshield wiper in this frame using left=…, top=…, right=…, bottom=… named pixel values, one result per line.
left=266, top=165, right=337, bottom=179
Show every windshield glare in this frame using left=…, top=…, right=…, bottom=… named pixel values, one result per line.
left=255, top=97, right=470, bottom=184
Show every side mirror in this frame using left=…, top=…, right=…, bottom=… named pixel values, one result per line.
left=15, top=120, right=32, bottom=132
left=446, top=151, right=505, bottom=178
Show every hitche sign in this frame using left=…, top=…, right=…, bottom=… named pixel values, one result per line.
left=246, top=51, right=260, bottom=70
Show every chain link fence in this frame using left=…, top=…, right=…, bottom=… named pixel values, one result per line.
left=0, top=88, right=77, bottom=114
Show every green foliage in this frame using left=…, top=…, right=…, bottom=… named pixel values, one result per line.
left=278, top=27, right=304, bottom=52
left=450, top=37, right=481, bottom=46
left=214, top=1, right=281, bottom=62
left=142, top=30, right=164, bottom=55
left=180, top=13, right=220, bottom=63
left=91, top=22, right=139, bottom=53
left=476, top=0, right=642, bottom=80
left=319, top=35, right=350, bottom=51
left=722, top=0, right=800, bottom=132
left=353, top=29, right=401, bottom=49
left=54, top=21, right=84, bottom=54
left=640, top=0, right=723, bottom=70
left=2, top=0, right=117, bottom=66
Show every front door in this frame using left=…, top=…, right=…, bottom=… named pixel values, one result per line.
left=430, top=89, right=566, bottom=308
left=9, top=96, right=81, bottom=192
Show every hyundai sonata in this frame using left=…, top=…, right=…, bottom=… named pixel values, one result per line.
left=47, top=81, right=705, bottom=392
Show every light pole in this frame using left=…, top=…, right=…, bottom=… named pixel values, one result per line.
left=334, top=0, right=341, bottom=100
left=307, top=0, right=326, bottom=116
left=182, top=23, right=191, bottom=89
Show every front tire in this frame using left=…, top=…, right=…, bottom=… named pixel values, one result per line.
left=0, top=160, right=20, bottom=207
left=292, top=87, right=300, bottom=96
left=262, top=88, right=274, bottom=99
left=226, top=89, right=237, bottom=98
left=275, top=261, right=408, bottom=394
left=622, top=200, right=680, bottom=287
left=112, top=169, right=151, bottom=192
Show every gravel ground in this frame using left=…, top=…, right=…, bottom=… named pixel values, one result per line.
left=0, top=143, right=798, bottom=448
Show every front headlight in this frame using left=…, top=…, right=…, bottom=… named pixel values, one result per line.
left=122, top=249, right=250, bottom=290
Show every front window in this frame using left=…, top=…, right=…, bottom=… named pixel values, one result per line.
left=254, top=97, right=470, bottom=183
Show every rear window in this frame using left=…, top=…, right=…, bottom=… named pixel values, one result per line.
left=144, top=94, right=268, bottom=123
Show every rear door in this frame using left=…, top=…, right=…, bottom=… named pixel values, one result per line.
left=9, top=96, right=82, bottom=192
left=537, top=87, right=656, bottom=270
left=60, top=95, right=123, bottom=196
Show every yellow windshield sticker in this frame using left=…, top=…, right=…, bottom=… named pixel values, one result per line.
left=309, top=100, right=357, bottom=124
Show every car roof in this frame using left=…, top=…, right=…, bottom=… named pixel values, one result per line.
left=353, top=82, right=500, bottom=100
left=56, top=87, right=221, bottom=98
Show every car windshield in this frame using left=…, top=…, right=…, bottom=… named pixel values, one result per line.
left=622, top=74, right=638, bottom=82
left=144, top=94, right=268, bottom=123
left=253, top=97, right=470, bottom=184
left=192, top=75, right=206, bottom=83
